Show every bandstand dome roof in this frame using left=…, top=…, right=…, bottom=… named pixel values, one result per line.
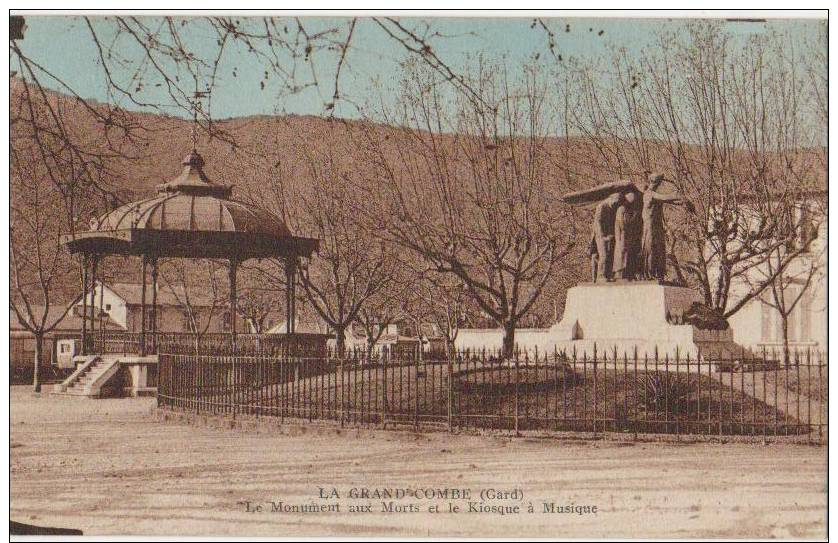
left=62, top=150, right=318, bottom=261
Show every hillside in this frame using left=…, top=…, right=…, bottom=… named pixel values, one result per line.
left=10, top=78, right=618, bottom=210
left=10, top=80, right=825, bottom=323
left=12, top=81, right=596, bottom=318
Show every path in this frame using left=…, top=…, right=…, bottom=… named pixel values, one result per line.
left=10, top=387, right=826, bottom=538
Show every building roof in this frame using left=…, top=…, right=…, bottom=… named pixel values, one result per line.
left=10, top=305, right=125, bottom=334
left=378, top=333, right=421, bottom=345
left=103, top=282, right=218, bottom=308
left=267, top=318, right=333, bottom=336
left=62, top=150, right=318, bottom=260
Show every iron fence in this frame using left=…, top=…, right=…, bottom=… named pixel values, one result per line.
left=157, top=345, right=827, bottom=443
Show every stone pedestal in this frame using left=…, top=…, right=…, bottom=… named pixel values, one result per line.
left=545, top=281, right=743, bottom=361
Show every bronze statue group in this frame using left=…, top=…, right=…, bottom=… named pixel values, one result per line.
left=562, top=172, right=692, bottom=283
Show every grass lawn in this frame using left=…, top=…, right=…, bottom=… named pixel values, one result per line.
left=188, top=361, right=820, bottom=438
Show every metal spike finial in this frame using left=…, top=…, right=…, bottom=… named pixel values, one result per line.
left=191, top=76, right=199, bottom=151
left=190, top=73, right=209, bottom=151
left=191, top=115, right=198, bottom=150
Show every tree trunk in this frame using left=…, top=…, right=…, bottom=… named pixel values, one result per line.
left=247, top=318, right=260, bottom=334
left=444, top=338, right=453, bottom=359
left=365, top=333, right=376, bottom=362
left=33, top=333, right=43, bottom=393
left=781, top=315, right=791, bottom=367
left=334, top=326, right=346, bottom=357
left=502, top=322, right=516, bottom=360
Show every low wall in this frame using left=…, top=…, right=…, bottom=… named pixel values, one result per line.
left=455, top=328, right=553, bottom=354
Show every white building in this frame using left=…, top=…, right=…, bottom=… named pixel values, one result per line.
left=724, top=194, right=827, bottom=353
left=75, top=281, right=230, bottom=334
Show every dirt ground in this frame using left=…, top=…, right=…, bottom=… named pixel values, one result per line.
left=10, top=386, right=826, bottom=538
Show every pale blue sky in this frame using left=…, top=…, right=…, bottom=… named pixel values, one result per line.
left=15, top=15, right=824, bottom=121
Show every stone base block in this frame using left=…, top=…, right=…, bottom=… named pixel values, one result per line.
left=542, top=282, right=746, bottom=361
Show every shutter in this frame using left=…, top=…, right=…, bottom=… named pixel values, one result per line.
left=800, top=288, right=812, bottom=342
left=787, top=286, right=799, bottom=343
left=774, top=302, right=783, bottom=343
left=761, top=301, right=772, bottom=342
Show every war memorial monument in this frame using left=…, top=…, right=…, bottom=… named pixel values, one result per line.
left=542, top=173, right=744, bottom=362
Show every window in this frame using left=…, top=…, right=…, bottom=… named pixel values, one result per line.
left=800, top=288, right=812, bottom=342
left=780, top=207, right=797, bottom=251
left=761, top=301, right=773, bottom=342
left=105, top=304, right=112, bottom=311
left=182, top=312, right=198, bottom=333
left=797, top=203, right=816, bottom=251
left=765, top=286, right=807, bottom=344
left=786, top=287, right=799, bottom=343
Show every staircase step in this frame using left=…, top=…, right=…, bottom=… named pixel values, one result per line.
left=55, top=388, right=88, bottom=396
left=55, top=356, right=121, bottom=398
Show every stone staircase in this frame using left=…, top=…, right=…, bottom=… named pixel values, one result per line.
left=54, top=355, right=122, bottom=397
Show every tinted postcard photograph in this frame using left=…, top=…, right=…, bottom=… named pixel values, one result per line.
left=7, top=9, right=828, bottom=540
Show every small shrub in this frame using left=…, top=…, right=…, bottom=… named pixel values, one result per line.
left=682, top=302, right=729, bottom=330
left=636, top=372, right=691, bottom=415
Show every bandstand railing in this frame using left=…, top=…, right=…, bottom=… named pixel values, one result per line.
left=87, top=332, right=154, bottom=356
left=86, top=331, right=328, bottom=357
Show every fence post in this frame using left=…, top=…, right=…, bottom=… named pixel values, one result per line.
left=674, top=347, right=680, bottom=441
left=633, top=346, right=638, bottom=441
left=382, top=351, right=388, bottom=429
left=339, top=358, right=344, bottom=428
left=414, top=347, right=421, bottom=431
left=196, top=354, right=201, bottom=415
left=592, top=343, right=597, bottom=437
left=821, top=351, right=826, bottom=443
left=156, top=354, right=162, bottom=408
left=279, top=352, right=285, bottom=424
left=514, top=358, right=520, bottom=437
left=719, top=350, right=724, bottom=439
left=806, top=347, right=812, bottom=446
left=447, top=354, right=454, bottom=433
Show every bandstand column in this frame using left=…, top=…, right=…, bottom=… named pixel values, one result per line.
left=151, top=257, right=159, bottom=353
left=285, top=258, right=297, bottom=334
left=98, top=257, right=106, bottom=347
left=90, top=255, right=99, bottom=353
left=80, top=254, right=89, bottom=355
left=228, top=259, right=239, bottom=349
left=140, top=255, right=148, bottom=357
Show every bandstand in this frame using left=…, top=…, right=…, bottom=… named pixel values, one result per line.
left=58, top=148, right=318, bottom=396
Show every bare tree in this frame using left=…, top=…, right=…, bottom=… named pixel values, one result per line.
left=564, top=21, right=826, bottom=320
left=10, top=15, right=532, bottom=347
left=359, top=60, right=576, bottom=357
left=754, top=198, right=825, bottom=365
left=253, top=144, right=399, bottom=355
left=17, top=15, right=485, bottom=127
left=235, top=264, right=282, bottom=334
left=416, top=271, right=474, bottom=358
left=355, top=290, right=408, bottom=360
left=159, top=259, right=228, bottom=353
left=803, top=20, right=828, bottom=170
left=236, top=289, right=277, bottom=334
left=10, top=150, right=81, bottom=391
